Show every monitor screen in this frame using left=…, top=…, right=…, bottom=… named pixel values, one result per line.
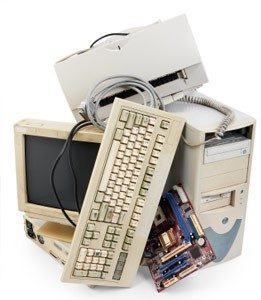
left=25, top=135, right=99, bottom=211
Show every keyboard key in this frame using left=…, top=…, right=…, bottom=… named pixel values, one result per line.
left=134, top=114, right=143, bottom=125
left=160, top=120, right=170, bottom=129
left=107, top=226, right=115, bottom=234
left=122, top=204, right=129, bottom=211
left=139, top=127, right=146, bottom=134
left=114, top=129, right=123, bottom=141
left=97, top=264, right=104, bottom=271
left=124, top=236, right=133, bottom=244
left=120, top=185, right=128, bottom=192
left=122, top=156, right=130, bottom=164
left=75, top=262, right=83, bottom=270
left=82, top=238, right=91, bottom=246
left=103, top=240, right=111, bottom=248
left=87, top=223, right=95, bottom=231
left=146, top=167, right=155, bottom=176
left=111, top=192, right=119, bottom=199
left=106, top=187, right=113, bottom=195
left=113, top=235, right=119, bottom=242
left=115, top=228, right=121, bottom=235
left=114, top=159, right=122, bottom=166
left=120, top=110, right=129, bottom=122
left=87, top=249, right=94, bottom=256
left=118, top=211, right=126, bottom=225
left=105, top=233, right=113, bottom=241
left=152, top=149, right=161, bottom=158
left=92, top=257, right=99, bottom=264
left=122, top=243, right=130, bottom=251
left=119, top=144, right=126, bottom=152
left=141, top=181, right=150, bottom=189
left=109, top=200, right=116, bottom=207
left=74, top=270, right=87, bottom=277
left=139, top=188, right=148, bottom=197
left=149, top=117, right=156, bottom=125
left=127, top=229, right=135, bottom=237
left=90, top=209, right=99, bottom=221
left=125, top=112, right=136, bottom=129
left=123, top=178, right=130, bottom=185
left=78, top=248, right=87, bottom=262
left=111, top=242, right=117, bottom=249
left=117, top=199, right=124, bottom=206
left=154, top=142, right=163, bottom=151
left=144, top=132, right=152, bottom=140
left=134, top=206, right=142, bottom=214
left=136, top=134, right=144, bottom=142
left=130, top=219, right=138, bottom=228
left=105, top=207, right=114, bottom=222
left=131, top=127, right=139, bottom=134
left=123, top=128, right=131, bottom=137
left=93, top=232, right=99, bottom=239
left=121, top=136, right=128, bottom=144
left=141, top=116, right=150, bottom=127
left=139, top=146, right=147, bottom=155
left=85, top=231, right=92, bottom=238
left=88, top=271, right=101, bottom=278
left=95, top=192, right=104, bottom=203
left=120, top=164, right=127, bottom=171
left=129, top=134, right=136, bottom=142
left=101, top=250, right=108, bottom=257
left=111, top=213, right=119, bottom=223
left=129, top=183, right=136, bottom=190
left=98, top=203, right=108, bottom=222
left=149, top=157, right=158, bottom=165
left=136, top=198, right=145, bottom=207
left=134, top=141, right=142, bottom=149
left=147, top=125, right=154, bottom=133
left=99, top=257, right=106, bottom=264
left=144, top=174, right=152, bottom=182
left=85, top=256, right=92, bottom=263
left=156, top=134, right=165, bottom=143
left=114, top=206, right=121, bottom=213
left=108, top=180, right=116, bottom=188
left=132, top=213, right=140, bottom=221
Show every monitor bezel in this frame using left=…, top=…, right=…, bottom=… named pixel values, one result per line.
left=14, top=119, right=103, bottom=225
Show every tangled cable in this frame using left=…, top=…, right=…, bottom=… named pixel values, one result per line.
left=84, top=75, right=165, bottom=130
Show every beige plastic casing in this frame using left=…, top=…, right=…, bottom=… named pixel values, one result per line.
left=24, top=215, right=71, bottom=266
left=14, top=119, right=103, bottom=225
left=167, top=99, right=255, bottom=264
left=62, top=98, right=185, bottom=287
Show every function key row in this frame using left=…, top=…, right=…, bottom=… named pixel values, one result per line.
left=119, top=110, right=156, bottom=128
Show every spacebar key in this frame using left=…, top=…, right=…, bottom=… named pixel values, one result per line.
left=99, top=140, right=120, bottom=191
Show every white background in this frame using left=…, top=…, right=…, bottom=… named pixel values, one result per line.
left=0, top=0, right=260, bottom=299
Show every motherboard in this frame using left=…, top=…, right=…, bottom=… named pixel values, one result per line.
left=144, top=186, right=216, bottom=292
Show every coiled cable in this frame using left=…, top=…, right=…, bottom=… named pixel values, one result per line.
left=177, top=91, right=235, bottom=147
left=84, top=75, right=165, bottom=130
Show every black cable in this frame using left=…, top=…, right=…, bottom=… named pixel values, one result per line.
left=90, top=32, right=129, bottom=48
left=67, top=121, right=92, bottom=213
left=50, top=120, right=90, bottom=227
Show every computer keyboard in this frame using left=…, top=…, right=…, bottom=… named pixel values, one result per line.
left=62, top=98, right=185, bottom=287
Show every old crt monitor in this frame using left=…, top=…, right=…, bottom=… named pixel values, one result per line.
left=14, top=119, right=103, bottom=224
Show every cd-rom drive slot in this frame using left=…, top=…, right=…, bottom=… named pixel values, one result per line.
left=204, top=138, right=251, bottom=164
